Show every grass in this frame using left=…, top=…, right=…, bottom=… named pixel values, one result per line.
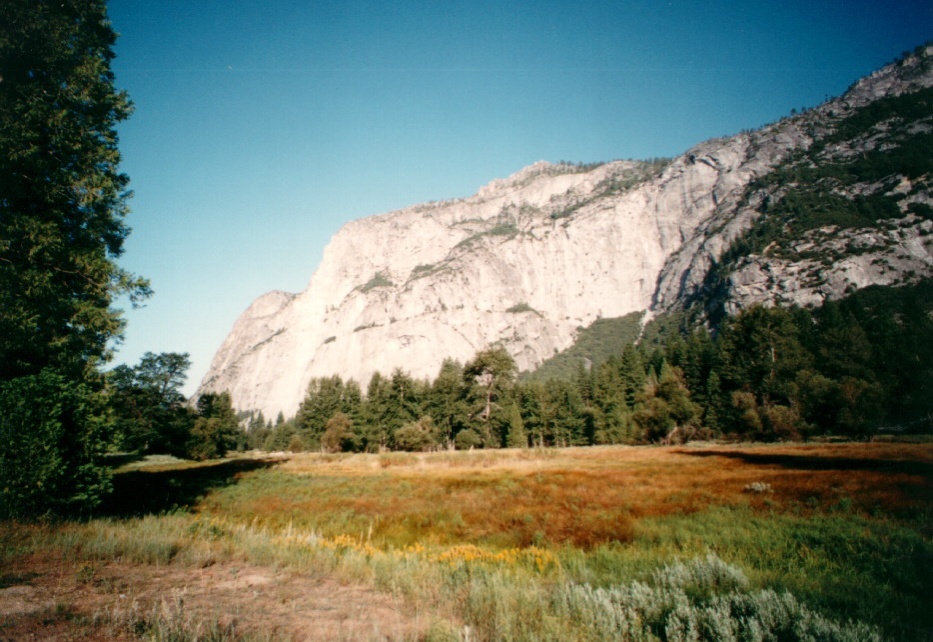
left=1, top=443, right=930, bottom=641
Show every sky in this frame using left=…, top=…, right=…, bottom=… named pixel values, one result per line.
left=105, top=0, right=932, bottom=395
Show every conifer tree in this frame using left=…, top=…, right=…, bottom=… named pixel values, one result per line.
left=507, top=402, right=527, bottom=448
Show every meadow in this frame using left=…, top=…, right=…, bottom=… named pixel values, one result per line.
left=1, top=442, right=930, bottom=641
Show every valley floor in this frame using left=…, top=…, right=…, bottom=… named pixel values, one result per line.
left=1, top=442, right=930, bottom=641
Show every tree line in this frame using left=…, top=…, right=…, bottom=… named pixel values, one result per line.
left=245, top=281, right=932, bottom=453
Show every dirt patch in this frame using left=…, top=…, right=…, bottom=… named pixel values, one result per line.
left=0, top=584, right=54, bottom=618
left=0, top=556, right=428, bottom=641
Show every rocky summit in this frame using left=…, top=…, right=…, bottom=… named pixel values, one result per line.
left=198, top=46, right=933, bottom=419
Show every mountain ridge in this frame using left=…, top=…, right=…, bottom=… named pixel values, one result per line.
left=199, top=45, right=933, bottom=419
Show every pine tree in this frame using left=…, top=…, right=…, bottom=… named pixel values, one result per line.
left=188, top=392, right=240, bottom=460
left=507, top=402, right=527, bottom=448
left=619, top=344, right=647, bottom=410
left=427, top=359, right=468, bottom=447
left=464, top=346, right=517, bottom=445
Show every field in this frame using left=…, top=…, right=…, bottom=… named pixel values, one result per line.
left=1, top=442, right=930, bottom=641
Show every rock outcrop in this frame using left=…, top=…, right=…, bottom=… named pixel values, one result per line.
left=198, top=46, right=933, bottom=419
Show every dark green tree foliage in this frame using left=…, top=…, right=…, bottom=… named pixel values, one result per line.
left=619, top=344, right=647, bottom=410
left=263, top=418, right=298, bottom=452
left=360, top=371, right=391, bottom=450
left=188, top=392, right=240, bottom=460
left=516, top=383, right=545, bottom=447
left=0, top=1, right=149, bottom=517
left=718, top=306, right=812, bottom=407
left=0, top=371, right=111, bottom=518
left=542, top=379, right=586, bottom=446
left=0, top=0, right=149, bottom=379
left=245, top=410, right=271, bottom=450
left=295, top=376, right=352, bottom=449
left=108, top=352, right=192, bottom=454
left=427, top=359, right=469, bottom=447
left=632, top=362, right=700, bottom=442
left=387, top=369, right=426, bottom=436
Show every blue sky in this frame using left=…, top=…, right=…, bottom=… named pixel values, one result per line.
left=105, top=0, right=932, bottom=395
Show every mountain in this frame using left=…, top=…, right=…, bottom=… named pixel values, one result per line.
left=198, top=46, right=933, bottom=419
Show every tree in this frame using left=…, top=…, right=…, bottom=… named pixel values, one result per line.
left=0, top=371, right=111, bottom=518
left=296, top=376, right=348, bottom=447
left=320, top=412, right=357, bottom=453
left=506, top=402, right=527, bottom=448
left=361, top=371, right=390, bottom=450
left=0, top=0, right=150, bottom=379
left=427, top=359, right=468, bottom=447
left=188, top=392, right=240, bottom=460
left=108, top=352, right=192, bottom=454
left=464, top=346, right=517, bottom=444
left=387, top=368, right=425, bottom=437
left=543, top=378, right=586, bottom=446
left=632, top=362, right=699, bottom=442
left=718, top=305, right=812, bottom=407
left=0, top=1, right=148, bottom=517
left=393, top=416, right=438, bottom=452
left=619, top=344, right=647, bottom=410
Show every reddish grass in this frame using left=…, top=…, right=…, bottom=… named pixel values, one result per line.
left=209, top=443, right=932, bottom=549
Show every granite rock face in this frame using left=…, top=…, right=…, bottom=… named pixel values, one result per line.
left=199, top=47, right=933, bottom=418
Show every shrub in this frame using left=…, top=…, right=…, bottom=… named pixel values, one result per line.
left=394, top=417, right=437, bottom=452
left=454, top=428, right=483, bottom=450
left=506, top=302, right=536, bottom=314
left=0, top=370, right=111, bottom=518
left=321, top=412, right=357, bottom=453
left=358, top=272, right=393, bottom=293
left=286, top=434, right=306, bottom=453
left=554, top=555, right=882, bottom=642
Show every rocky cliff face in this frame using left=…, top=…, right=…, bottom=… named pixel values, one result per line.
left=199, top=46, right=933, bottom=419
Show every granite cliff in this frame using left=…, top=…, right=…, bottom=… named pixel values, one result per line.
left=199, top=46, right=933, bottom=418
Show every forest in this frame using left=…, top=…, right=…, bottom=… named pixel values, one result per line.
left=237, top=279, right=933, bottom=454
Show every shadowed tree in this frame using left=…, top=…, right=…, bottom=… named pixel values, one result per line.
left=108, top=352, right=192, bottom=454
left=0, top=0, right=149, bottom=517
left=188, top=392, right=240, bottom=460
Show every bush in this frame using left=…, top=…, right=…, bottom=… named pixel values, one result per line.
left=454, top=428, right=483, bottom=450
left=554, top=554, right=882, bottom=642
left=321, top=412, right=357, bottom=453
left=0, top=370, right=112, bottom=518
left=286, top=434, right=306, bottom=453
left=394, top=417, right=437, bottom=452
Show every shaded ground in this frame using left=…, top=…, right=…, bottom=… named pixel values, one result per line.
left=678, top=448, right=933, bottom=476
left=99, top=457, right=281, bottom=518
